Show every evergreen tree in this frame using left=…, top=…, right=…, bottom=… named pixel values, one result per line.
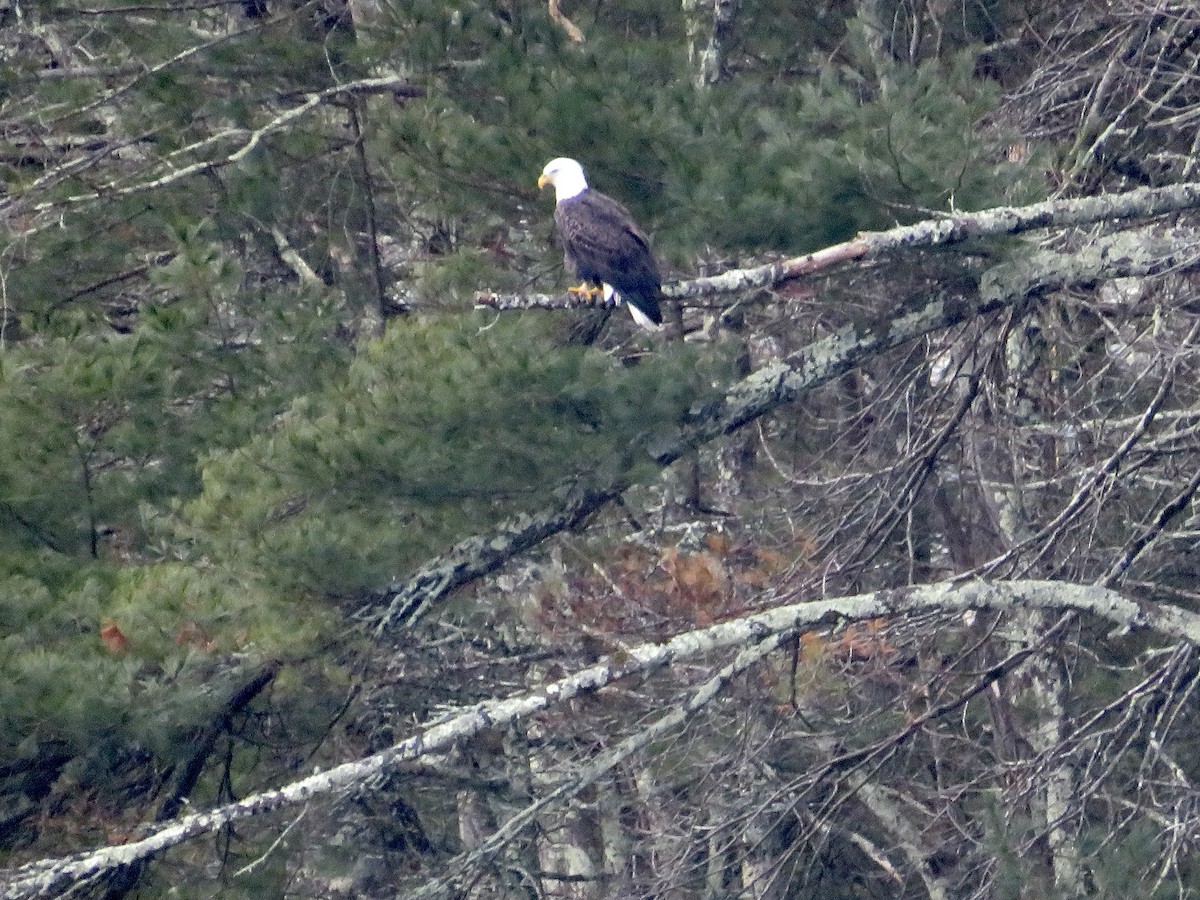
left=16, top=0, right=1178, bottom=897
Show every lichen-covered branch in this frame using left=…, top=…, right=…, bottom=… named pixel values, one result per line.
left=408, top=632, right=788, bottom=899
left=365, top=484, right=626, bottom=632
left=5, top=579, right=1198, bottom=900
left=683, top=0, right=740, bottom=87
left=393, top=223, right=1200, bottom=632
left=548, top=0, right=586, bottom=43
left=478, top=179, right=1200, bottom=313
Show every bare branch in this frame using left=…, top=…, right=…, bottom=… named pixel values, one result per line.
left=409, top=633, right=789, bottom=899
left=386, top=222, right=1200, bottom=632
left=4, top=579, right=1196, bottom=900
left=1102, top=464, right=1200, bottom=585
left=477, top=179, right=1200, bottom=314
left=1, top=76, right=425, bottom=226
left=547, top=0, right=585, bottom=43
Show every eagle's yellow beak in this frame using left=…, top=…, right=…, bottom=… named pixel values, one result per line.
left=537, top=173, right=551, bottom=190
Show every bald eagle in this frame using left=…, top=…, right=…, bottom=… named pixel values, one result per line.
left=538, top=158, right=664, bottom=328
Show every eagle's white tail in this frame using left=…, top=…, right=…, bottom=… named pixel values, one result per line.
left=604, top=283, right=662, bottom=330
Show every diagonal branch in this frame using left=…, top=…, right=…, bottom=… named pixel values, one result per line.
left=2, top=76, right=425, bottom=226
left=409, top=632, right=789, bottom=899
left=478, top=178, right=1200, bottom=312
left=374, top=223, right=1200, bottom=633
left=5, top=579, right=1200, bottom=900
left=1101, top=465, right=1200, bottom=586
left=98, top=663, right=280, bottom=900
left=547, top=0, right=586, bottom=43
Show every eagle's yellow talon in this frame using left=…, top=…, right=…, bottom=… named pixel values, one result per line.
left=566, top=283, right=604, bottom=303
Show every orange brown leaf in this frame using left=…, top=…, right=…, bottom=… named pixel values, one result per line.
left=99, top=619, right=128, bottom=655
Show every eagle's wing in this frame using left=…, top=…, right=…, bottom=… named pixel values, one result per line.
left=555, top=191, right=660, bottom=288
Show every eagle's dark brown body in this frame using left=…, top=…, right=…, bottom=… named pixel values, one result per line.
left=553, top=189, right=663, bottom=326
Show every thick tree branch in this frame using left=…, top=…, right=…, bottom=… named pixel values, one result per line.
left=409, top=632, right=788, bottom=899
left=547, top=0, right=585, bottom=43
left=5, top=579, right=1198, bottom=900
left=379, top=223, right=1200, bottom=632
left=478, top=178, right=1200, bottom=312
left=363, top=484, right=627, bottom=631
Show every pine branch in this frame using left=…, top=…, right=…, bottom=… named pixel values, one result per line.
left=1, top=76, right=425, bottom=227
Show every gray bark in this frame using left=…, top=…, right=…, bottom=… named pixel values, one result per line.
left=6, top=579, right=1200, bottom=900
left=375, top=222, right=1200, bottom=633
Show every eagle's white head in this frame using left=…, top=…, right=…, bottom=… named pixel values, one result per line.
left=538, top=157, right=589, bottom=202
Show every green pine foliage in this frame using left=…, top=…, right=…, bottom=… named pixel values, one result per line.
left=0, top=214, right=351, bottom=824
left=669, top=45, right=1037, bottom=251
left=179, top=314, right=735, bottom=597
left=0, top=0, right=1044, bottom=881
left=365, top=2, right=1035, bottom=270
left=0, top=564, right=325, bottom=776
left=0, top=225, right=349, bottom=557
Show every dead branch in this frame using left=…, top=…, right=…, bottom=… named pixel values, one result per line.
left=477, top=178, right=1200, bottom=313
left=4, top=579, right=1197, bottom=900
left=548, top=0, right=585, bottom=43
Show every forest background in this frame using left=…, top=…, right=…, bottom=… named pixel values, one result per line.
left=3, top=0, right=1200, bottom=898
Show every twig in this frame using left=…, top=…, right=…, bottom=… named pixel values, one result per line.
left=547, top=0, right=585, bottom=43
left=232, top=805, right=308, bottom=878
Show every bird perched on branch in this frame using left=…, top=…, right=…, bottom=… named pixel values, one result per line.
left=537, top=157, right=664, bottom=329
